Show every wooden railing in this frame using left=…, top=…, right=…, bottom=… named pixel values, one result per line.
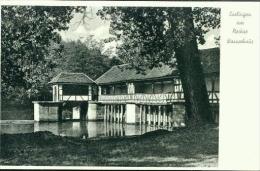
left=60, top=95, right=91, bottom=102
left=208, top=91, right=219, bottom=104
left=99, top=91, right=219, bottom=104
left=98, top=93, right=185, bottom=104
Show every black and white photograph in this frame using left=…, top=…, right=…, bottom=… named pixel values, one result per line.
left=0, top=1, right=259, bottom=170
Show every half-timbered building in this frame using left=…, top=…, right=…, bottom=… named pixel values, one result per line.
left=33, top=73, right=97, bottom=121
left=33, top=48, right=219, bottom=127
left=95, top=48, right=219, bottom=126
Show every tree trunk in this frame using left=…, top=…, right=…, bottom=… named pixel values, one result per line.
left=171, top=8, right=213, bottom=125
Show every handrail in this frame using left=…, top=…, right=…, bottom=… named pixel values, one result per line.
left=99, top=91, right=219, bottom=104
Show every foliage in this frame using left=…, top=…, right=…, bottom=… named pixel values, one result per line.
left=54, top=38, right=122, bottom=80
left=1, top=6, right=83, bottom=104
left=98, top=7, right=220, bottom=124
left=97, top=7, right=220, bottom=72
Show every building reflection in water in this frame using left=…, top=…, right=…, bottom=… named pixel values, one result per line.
left=1, top=121, right=173, bottom=139
left=79, top=121, right=88, bottom=139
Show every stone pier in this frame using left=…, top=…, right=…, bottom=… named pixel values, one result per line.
left=87, top=102, right=98, bottom=121
left=32, top=101, right=62, bottom=122
left=72, top=106, right=80, bottom=120
left=33, top=101, right=100, bottom=122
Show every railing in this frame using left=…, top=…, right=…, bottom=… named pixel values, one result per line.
left=60, top=95, right=91, bottom=101
left=208, top=91, right=219, bottom=104
left=98, top=92, right=185, bottom=104
left=99, top=91, right=219, bottom=104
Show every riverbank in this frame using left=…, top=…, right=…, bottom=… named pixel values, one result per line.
left=0, top=124, right=218, bottom=167
left=1, top=107, right=33, bottom=120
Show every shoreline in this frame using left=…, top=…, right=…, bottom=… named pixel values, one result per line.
left=0, top=120, right=35, bottom=124
left=0, top=124, right=218, bottom=167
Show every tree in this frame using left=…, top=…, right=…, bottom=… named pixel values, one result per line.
left=98, top=7, right=220, bottom=125
left=54, top=38, right=122, bottom=80
left=1, top=6, right=83, bottom=104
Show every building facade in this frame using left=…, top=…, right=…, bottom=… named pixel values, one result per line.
left=95, top=48, right=219, bottom=126
left=33, top=72, right=97, bottom=121
left=33, top=48, right=219, bottom=126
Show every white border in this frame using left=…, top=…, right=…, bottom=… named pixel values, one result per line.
left=1, top=1, right=260, bottom=170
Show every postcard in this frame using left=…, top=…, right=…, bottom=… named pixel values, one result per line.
left=0, top=1, right=259, bottom=170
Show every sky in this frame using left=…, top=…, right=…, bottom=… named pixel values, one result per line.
left=59, top=7, right=220, bottom=56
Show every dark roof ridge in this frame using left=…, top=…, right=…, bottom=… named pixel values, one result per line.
left=49, top=72, right=96, bottom=84
left=60, top=72, right=96, bottom=83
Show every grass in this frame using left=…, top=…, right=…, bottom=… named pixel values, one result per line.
left=0, top=124, right=218, bottom=167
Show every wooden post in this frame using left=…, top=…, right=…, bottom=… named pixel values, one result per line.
left=171, top=105, right=174, bottom=127
left=112, top=105, right=114, bottom=122
left=139, top=105, right=142, bottom=124
left=109, top=105, right=112, bottom=122
left=127, top=83, right=135, bottom=94
left=121, top=105, right=123, bottom=123
left=111, top=105, right=114, bottom=122
left=107, top=105, right=109, bottom=122
left=163, top=105, right=166, bottom=126
left=110, top=105, right=113, bottom=122
left=158, top=105, right=161, bottom=126
left=122, top=105, right=125, bottom=123
left=88, top=85, right=92, bottom=100
left=107, top=104, right=109, bottom=122
left=211, top=79, right=214, bottom=103
left=106, top=104, right=108, bottom=121
left=104, top=104, right=107, bottom=122
left=115, top=105, right=118, bottom=122
left=110, top=105, right=112, bottom=122
left=58, top=85, right=63, bottom=102
left=98, top=86, right=102, bottom=96
left=166, top=106, right=169, bottom=126
left=143, top=105, right=146, bottom=124
left=120, top=104, right=123, bottom=123
left=117, top=105, right=120, bottom=122
left=112, top=85, right=115, bottom=95
left=118, top=105, right=121, bottom=123
left=148, top=105, right=151, bottom=125
left=153, top=106, right=156, bottom=125
left=115, top=105, right=117, bottom=122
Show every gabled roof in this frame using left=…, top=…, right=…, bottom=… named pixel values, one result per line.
left=49, top=72, right=95, bottom=85
left=95, top=48, right=219, bottom=85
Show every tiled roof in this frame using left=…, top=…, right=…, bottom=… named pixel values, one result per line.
left=96, top=48, right=219, bottom=85
left=95, top=64, right=178, bottom=85
left=49, top=72, right=95, bottom=85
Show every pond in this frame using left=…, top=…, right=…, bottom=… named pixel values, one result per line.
left=0, top=121, right=172, bottom=139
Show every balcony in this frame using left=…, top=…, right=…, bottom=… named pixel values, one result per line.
left=98, top=92, right=185, bottom=104
left=98, top=91, right=219, bottom=104
left=59, top=95, right=91, bottom=102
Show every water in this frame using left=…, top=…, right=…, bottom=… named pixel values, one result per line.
left=0, top=121, right=171, bottom=139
